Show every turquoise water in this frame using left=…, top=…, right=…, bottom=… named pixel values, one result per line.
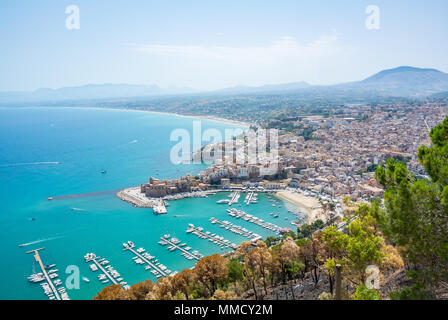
left=0, top=107, right=304, bottom=300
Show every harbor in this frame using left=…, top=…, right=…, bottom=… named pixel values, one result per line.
left=26, top=248, right=70, bottom=300
left=158, top=235, right=204, bottom=260
left=84, top=252, right=130, bottom=290
left=123, top=241, right=177, bottom=278
left=186, top=224, right=239, bottom=250
left=227, top=208, right=289, bottom=234
left=210, top=217, right=262, bottom=241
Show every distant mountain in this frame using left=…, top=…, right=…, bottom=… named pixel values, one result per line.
left=214, top=81, right=311, bottom=95
left=341, top=66, right=448, bottom=96
left=1, top=66, right=448, bottom=104
left=0, top=84, right=196, bottom=104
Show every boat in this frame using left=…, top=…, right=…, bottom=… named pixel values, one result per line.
left=82, top=276, right=90, bottom=283
left=47, top=197, right=54, bottom=201
left=101, top=170, right=107, bottom=174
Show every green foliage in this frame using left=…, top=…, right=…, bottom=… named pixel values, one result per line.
left=353, top=284, right=381, bottom=300
left=297, top=219, right=324, bottom=239
left=227, top=260, right=244, bottom=283
left=375, top=118, right=448, bottom=294
left=322, top=207, right=384, bottom=285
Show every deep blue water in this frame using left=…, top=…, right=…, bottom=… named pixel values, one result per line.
left=0, top=107, right=303, bottom=300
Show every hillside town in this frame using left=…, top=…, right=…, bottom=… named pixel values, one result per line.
left=122, top=102, right=448, bottom=208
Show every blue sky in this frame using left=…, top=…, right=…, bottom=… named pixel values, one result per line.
left=0, top=0, right=447, bottom=91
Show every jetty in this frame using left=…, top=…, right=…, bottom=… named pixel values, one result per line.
left=210, top=217, right=262, bottom=241
left=159, top=236, right=204, bottom=260
left=244, top=191, right=258, bottom=205
left=123, top=241, right=175, bottom=278
left=26, top=248, right=69, bottom=300
left=228, top=191, right=240, bottom=206
left=84, top=253, right=129, bottom=289
left=153, top=199, right=167, bottom=214
left=186, top=224, right=238, bottom=250
left=227, top=208, right=288, bottom=234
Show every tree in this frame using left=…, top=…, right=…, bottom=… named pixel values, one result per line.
left=171, top=269, right=197, bottom=300
left=375, top=116, right=448, bottom=297
left=93, top=285, right=129, bottom=300
left=146, top=277, right=173, bottom=300
left=227, top=259, right=244, bottom=283
left=353, top=284, right=381, bottom=300
left=194, top=254, right=229, bottom=296
left=211, top=289, right=238, bottom=300
left=322, top=205, right=385, bottom=286
left=245, top=241, right=272, bottom=296
left=127, top=280, right=155, bottom=300
left=272, top=237, right=301, bottom=285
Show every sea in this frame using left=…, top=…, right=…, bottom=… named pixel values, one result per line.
left=0, top=106, right=306, bottom=300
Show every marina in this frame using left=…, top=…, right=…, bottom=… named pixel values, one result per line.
left=26, top=248, right=70, bottom=300
left=84, top=252, right=130, bottom=290
left=123, top=241, right=176, bottom=278
left=210, top=217, right=262, bottom=241
left=158, top=236, right=204, bottom=260
left=227, top=208, right=288, bottom=234
left=186, top=224, right=239, bottom=250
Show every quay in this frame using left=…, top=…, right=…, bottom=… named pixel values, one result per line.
left=123, top=241, right=174, bottom=278
left=186, top=224, right=238, bottom=250
left=159, top=236, right=204, bottom=260
left=210, top=217, right=262, bottom=241
left=227, top=208, right=288, bottom=234
left=26, top=248, right=66, bottom=300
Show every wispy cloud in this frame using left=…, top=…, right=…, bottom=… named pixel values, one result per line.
left=127, top=34, right=355, bottom=88
left=131, top=35, right=341, bottom=63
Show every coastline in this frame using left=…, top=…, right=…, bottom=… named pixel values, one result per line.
left=275, top=190, right=326, bottom=224
left=57, top=106, right=252, bottom=129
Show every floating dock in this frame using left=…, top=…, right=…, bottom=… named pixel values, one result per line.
left=186, top=224, right=238, bottom=250
left=228, top=191, right=240, bottom=206
left=227, top=208, right=287, bottom=234
left=26, top=248, right=69, bottom=300
left=210, top=217, right=262, bottom=241
left=84, top=253, right=129, bottom=289
left=244, top=191, right=258, bottom=205
left=123, top=241, right=176, bottom=278
left=159, top=236, right=204, bottom=260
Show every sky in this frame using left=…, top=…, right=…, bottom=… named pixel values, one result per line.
left=0, top=0, right=447, bottom=91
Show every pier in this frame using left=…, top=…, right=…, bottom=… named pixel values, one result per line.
left=210, top=217, right=262, bottom=241
left=123, top=241, right=174, bottom=278
left=227, top=208, right=288, bottom=234
left=26, top=248, right=65, bottom=300
left=244, top=191, right=258, bottom=205
left=84, top=253, right=119, bottom=285
left=159, top=236, right=204, bottom=260
left=186, top=224, right=238, bottom=250
left=228, top=191, right=240, bottom=206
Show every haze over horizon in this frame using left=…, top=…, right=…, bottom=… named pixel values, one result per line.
left=1, top=0, right=448, bottom=91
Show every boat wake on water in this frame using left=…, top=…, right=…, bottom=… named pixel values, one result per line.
left=0, top=162, right=60, bottom=168
left=128, top=139, right=138, bottom=144
left=71, top=208, right=87, bottom=212
left=18, top=236, right=64, bottom=247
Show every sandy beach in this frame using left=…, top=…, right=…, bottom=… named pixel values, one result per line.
left=275, top=190, right=326, bottom=224
left=61, top=106, right=251, bottom=129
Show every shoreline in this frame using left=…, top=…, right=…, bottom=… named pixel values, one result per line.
left=275, top=190, right=326, bottom=224
left=42, top=105, right=252, bottom=129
